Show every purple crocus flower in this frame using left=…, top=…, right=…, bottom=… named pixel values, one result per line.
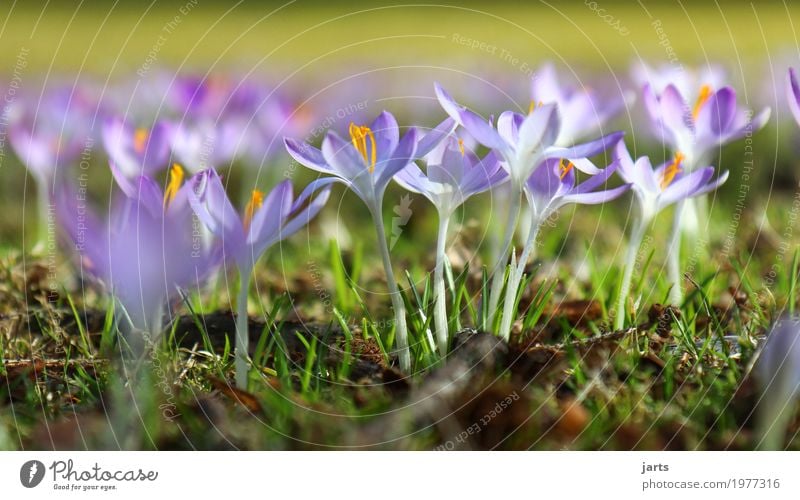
left=612, top=141, right=728, bottom=328
left=56, top=164, right=216, bottom=344
left=171, top=119, right=243, bottom=171
left=9, top=87, right=96, bottom=250
left=642, top=83, right=770, bottom=170
left=755, top=317, right=800, bottom=449
left=102, top=116, right=173, bottom=179
left=642, top=82, right=767, bottom=304
left=188, top=168, right=331, bottom=388
left=285, top=110, right=453, bottom=371
left=531, top=63, right=628, bottom=147
left=497, top=157, right=630, bottom=340
left=786, top=68, right=800, bottom=127
left=435, top=82, right=624, bottom=329
left=631, top=62, right=727, bottom=108
left=394, top=137, right=507, bottom=355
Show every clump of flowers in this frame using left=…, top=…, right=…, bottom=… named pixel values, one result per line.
left=286, top=111, right=452, bottom=370
left=188, top=169, right=331, bottom=388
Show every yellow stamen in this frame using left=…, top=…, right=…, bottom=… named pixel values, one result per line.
left=661, top=152, right=685, bottom=189
left=458, top=139, right=465, bottom=156
left=163, top=163, right=185, bottom=209
left=692, top=85, right=712, bottom=120
left=558, top=159, right=574, bottom=180
left=348, top=122, right=377, bottom=173
left=528, top=100, right=544, bottom=114
left=243, top=189, right=264, bottom=233
left=133, top=128, right=149, bottom=155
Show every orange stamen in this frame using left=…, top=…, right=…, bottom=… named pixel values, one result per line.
left=133, top=128, right=149, bottom=155
left=458, top=139, right=465, bottom=156
left=163, top=163, right=184, bottom=209
left=528, top=100, right=544, bottom=114
left=692, top=85, right=712, bottom=120
left=348, top=123, right=377, bottom=173
left=559, top=159, right=574, bottom=180
left=661, top=152, right=685, bottom=189
left=243, top=189, right=264, bottom=233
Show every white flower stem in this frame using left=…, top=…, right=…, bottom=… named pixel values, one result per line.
left=372, top=207, right=411, bottom=372
left=149, top=302, right=165, bottom=342
left=667, top=199, right=685, bottom=305
left=614, top=216, right=648, bottom=331
left=486, top=188, right=522, bottom=329
left=498, top=213, right=542, bottom=341
left=235, top=269, right=252, bottom=389
left=35, top=180, right=52, bottom=254
left=433, top=212, right=451, bottom=356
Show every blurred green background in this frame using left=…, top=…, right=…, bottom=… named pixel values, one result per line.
left=1, top=0, right=799, bottom=247
left=0, top=1, right=797, bottom=79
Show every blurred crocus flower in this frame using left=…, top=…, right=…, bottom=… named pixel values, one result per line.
left=285, top=110, right=452, bottom=371
left=102, top=117, right=173, bottom=179
left=642, top=83, right=770, bottom=170
left=188, top=168, right=331, bottom=388
left=171, top=119, right=242, bottom=172
left=435, top=82, right=623, bottom=329
left=786, top=68, right=800, bottom=127
left=171, top=74, right=309, bottom=167
left=395, top=137, right=507, bottom=354
left=642, top=83, right=767, bottom=303
left=498, top=157, right=630, bottom=340
left=755, top=317, right=800, bottom=450
left=532, top=63, right=628, bottom=147
left=631, top=62, right=727, bottom=107
left=57, top=164, right=216, bottom=346
left=9, top=87, right=96, bottom=250
left=611, top=141, right=728, bottom=328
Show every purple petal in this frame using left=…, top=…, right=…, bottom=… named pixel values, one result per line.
left=697, top=87, right=737, bottom=136
left=571, top=160, right=619, bottom=195
left=459, top=107, right=509, bottom=152
left=658, top=167, right=716, bottom=208
left=375, top=128, right=419, bottom=189
left=276, top=184, right=332, bottom=247
left=516, top=103, right=559, bottom=160
left=247, top=180, right=293, bottom=246
left=285, top=137, right=333, bottom=174
left=417, top=117, right=456, bottom=157
left=434, top=82, right=463, bottom=122
left=660, top=84, right=692, bottom=134
left=370, top=111, right=400, bottom=160
left=544, top=130, right=624, bottom=163
left=788, top=68, right=800, bottom=127
left=321, top=131, right=370, bottom=181
left=560, top=183, right=630, bottom=205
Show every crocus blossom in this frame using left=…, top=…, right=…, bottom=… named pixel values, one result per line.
left=171, top=119, right=243, bottom=172
left=786, top=67, right=800, bottom=127
left=498, top=157, right=630, bottom=340
left=102, top=117, right=174, bottom=179
left=612, top=141, right=728, bottom=329
left=188, top=168, right=331, bottom=388
left=755, top=317, right=800, bottom=450
left=394, top=137, right=507, bottom=354
left=642, top=83, right=770, bottom=170
left=285, top=110, right=452, bottom=371
left=532, top=63, right=628, bottom=147
left=56, top=164, right=217, bottom=347
left=9, top=87, right=96, bottom=250
left=642, top=82, right=768, bottom=304
left=435, top=82, right=624, bottom=329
